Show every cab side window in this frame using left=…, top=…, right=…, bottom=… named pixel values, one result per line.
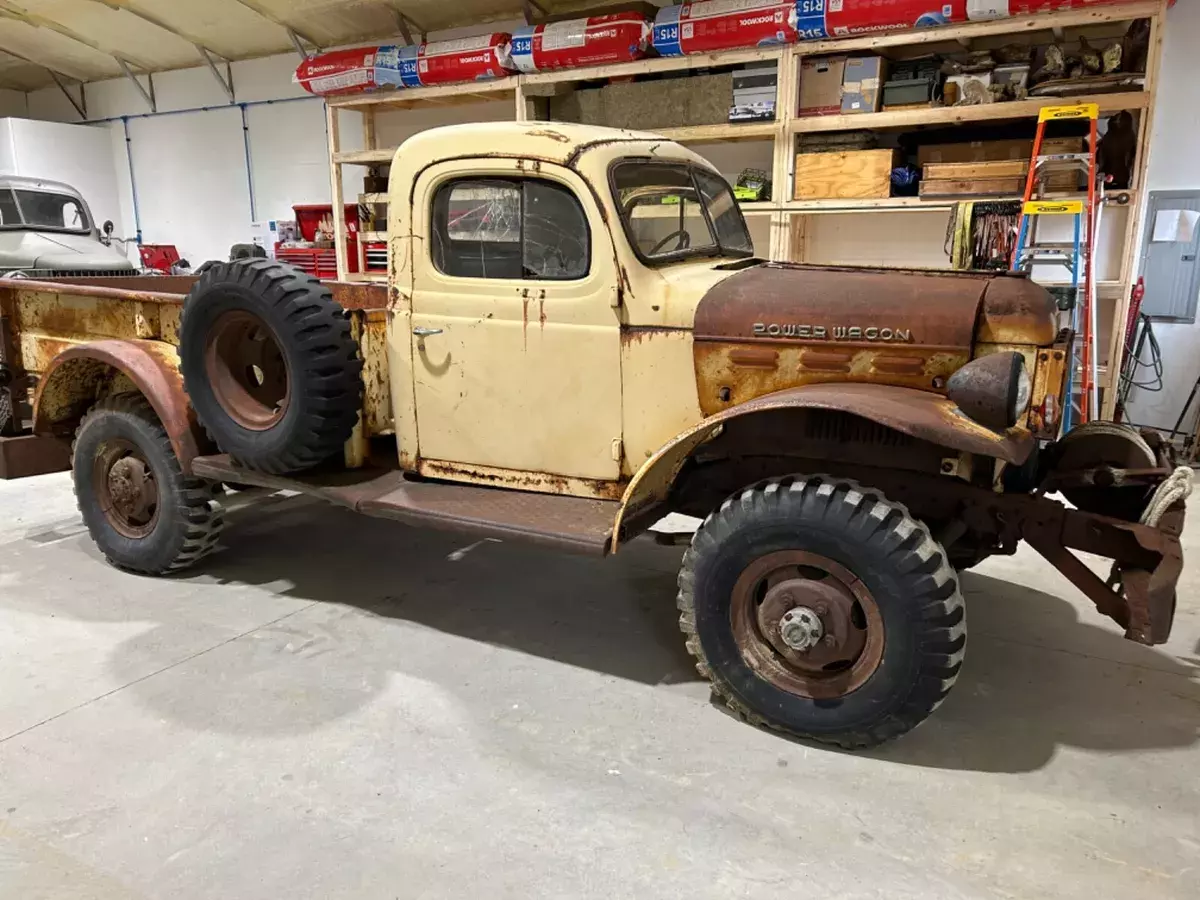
left=431, top=177, right=590, bottom=281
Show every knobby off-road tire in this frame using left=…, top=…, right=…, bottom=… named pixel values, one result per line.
left=678, top=475, right=966, bottom=749
left=179, top=259, right=362, bottom=475
left=73, top=394, right=224, bottom=575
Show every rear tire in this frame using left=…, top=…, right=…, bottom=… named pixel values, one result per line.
left=678, top=474, right=965, bottom=749
left=73, top=394, right=224, bottom=575
left=179, top=259, right=362, bottom=474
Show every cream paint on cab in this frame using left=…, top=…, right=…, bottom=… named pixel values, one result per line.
left=382, top=123, right=746, bottom=492
left=407, top=157, right=622, bottom=481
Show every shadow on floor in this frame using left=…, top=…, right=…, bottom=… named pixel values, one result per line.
left=21, top=492, right=1200, bottom=770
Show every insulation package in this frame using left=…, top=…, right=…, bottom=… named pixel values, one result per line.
left=652, top=1, right=799, bottom=57
left=967, top=0, right=1143, bottom=18
left=795, top=2, right=968, bottom=40
left=385, top=34, right=514, bottom=87
left=511, top=13, right=652, bottom=73
left=294, top=47, right=383, bottom=96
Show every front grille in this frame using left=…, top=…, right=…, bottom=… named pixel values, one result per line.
left=4, top=267, right=136, bottom=279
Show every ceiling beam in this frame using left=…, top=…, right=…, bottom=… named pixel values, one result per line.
left=88, top=0, right=227, bottom=57
left=523, top=0, right=547, bottom=25
left=49, top=70, right=86, bottom=119
left=381, top=3, right=426, bottom=44
left=117, top=57, right=154, bottom=112
left=226, top=0, right=323, bottom=49
left=200, top=47, right=234, bottom=102
left=0, top=0, right=157, bottom=71
left=0, top=40, right=93, bottom=82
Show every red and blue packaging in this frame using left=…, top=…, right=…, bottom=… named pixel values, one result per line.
left=384, top=34, right=514, bottom=87
left=294, top=34, right=513, bottom=96
left=652, top=1, right=799, bottom=57
left=794, top=2, right=968, bottom=40
left=966, top=0, right=1150, bottom=18
left=510, top=13, right=652, bottom=73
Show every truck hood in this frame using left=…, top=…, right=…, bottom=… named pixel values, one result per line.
left=689, top=262, right=1058, bottom=416
left=0, top=231, right=135, bottom=273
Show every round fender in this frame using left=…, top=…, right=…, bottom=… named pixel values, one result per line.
left=611, top=382, right=1036, bottom=550
left=33, top=339, right=207, bottom=472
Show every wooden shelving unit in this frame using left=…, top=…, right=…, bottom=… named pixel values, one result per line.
left=326, top=0, right=1169, bottom=416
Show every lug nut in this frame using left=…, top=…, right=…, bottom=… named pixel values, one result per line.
left=815, top=603, right=828, bottom=616
left=823, top=634, right=836, bottom=647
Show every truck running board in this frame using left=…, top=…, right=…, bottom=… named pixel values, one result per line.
left=191, top=455, right=619, bottom=556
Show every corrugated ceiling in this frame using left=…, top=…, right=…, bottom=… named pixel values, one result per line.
left=0, top=0, right=640, bottom=92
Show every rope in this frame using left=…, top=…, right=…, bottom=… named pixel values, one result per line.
left=1139, top=466, right=1194, bottom=527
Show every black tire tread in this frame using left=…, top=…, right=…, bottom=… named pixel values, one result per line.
left=73, top=393, right=224, bottom=574
left=179, top=259, right=363, bottom=474
left=677, top=474, right=965, bottom=750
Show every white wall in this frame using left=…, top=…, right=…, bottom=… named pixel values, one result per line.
left=1123, top=0, right=1200, bottom=432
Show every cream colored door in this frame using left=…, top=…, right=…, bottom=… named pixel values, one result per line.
left=410, top=159, right=622, bottom=483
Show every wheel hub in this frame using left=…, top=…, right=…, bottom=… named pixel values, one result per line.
left=778, top=606, right=823, bottom=651
left=93, top=439, right=159, bottom=539
left=731, top=551, right=884, bottom=700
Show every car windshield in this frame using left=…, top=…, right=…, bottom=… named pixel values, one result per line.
left=0, top=188, right=90, bottom=233
left=611, top=161, right=753, bottom=264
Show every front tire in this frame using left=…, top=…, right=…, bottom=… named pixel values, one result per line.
left=678, top=475, right=965, bottom=749
left=73, top=394, right=225, bottom=575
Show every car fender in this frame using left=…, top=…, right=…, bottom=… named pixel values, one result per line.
left=33, top=338, right=207, bottom=472
left=611, top=382, right=1035, bottom=550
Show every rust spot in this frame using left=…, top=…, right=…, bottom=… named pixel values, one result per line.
left=522, top=296, right=529, bottom=349
left=872, top=356, right=926, bottom=375
left=729, top=348, right=778, bottom=369
left=620, top=325, right=686, bottom=347
left=33, top=339, right=208, bottom=472
left=526, top=128, right=571, bottom=143
left=329, top=281, right=389, bottom=311
left=800, top=349, right=853, bottom=372
left=538, top=298, right=546, bottom=329
left=420, top=458, right=625, bottom=501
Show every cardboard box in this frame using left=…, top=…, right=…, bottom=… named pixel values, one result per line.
left=794, top=149, right=898, bottom=200
left=841, top=56, right=886, bottom=115
left=798, top=55, right=846, bottom=117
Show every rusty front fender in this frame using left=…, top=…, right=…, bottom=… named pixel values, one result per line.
left=611, top=382, right=1035, bottom=549
left=33, top=339, right=207, bottom=472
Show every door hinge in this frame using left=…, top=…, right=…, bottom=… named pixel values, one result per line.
left=611, top=438, right=624, bottom=464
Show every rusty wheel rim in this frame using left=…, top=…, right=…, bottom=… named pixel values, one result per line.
left=204, top=310, right=290, bottom=431
left=93, top=438, right=159, bottom=539
left=730, top=551, right=884, bottom=700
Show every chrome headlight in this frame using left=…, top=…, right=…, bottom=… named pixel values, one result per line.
left=946, top=351, right=1030, bottom=432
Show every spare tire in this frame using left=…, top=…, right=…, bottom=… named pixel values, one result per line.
left=179, top=259, right=362, bottom=474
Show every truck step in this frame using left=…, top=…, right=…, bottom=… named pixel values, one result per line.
left=191, top=454, right=620, bottom=556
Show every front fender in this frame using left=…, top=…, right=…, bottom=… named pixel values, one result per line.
left=33, top=339, right=206, bottom=472
left=611, top=383, right=1034, bottom=549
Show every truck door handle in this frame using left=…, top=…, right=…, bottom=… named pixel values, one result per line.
left=412, top=327, right=443, bottom=337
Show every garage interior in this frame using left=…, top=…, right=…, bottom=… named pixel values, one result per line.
left=0, top=2, right=1198, bottom=898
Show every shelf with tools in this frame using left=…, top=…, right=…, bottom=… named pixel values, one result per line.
left=324, top=1, right=1167, bottom=415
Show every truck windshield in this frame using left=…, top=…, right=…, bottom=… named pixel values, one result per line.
left=0, top=188, right=90, bottom=233
left=611, top=161, right=753, bottom=264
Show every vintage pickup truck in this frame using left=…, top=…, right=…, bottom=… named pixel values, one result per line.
left=0, top=122, right=1188, bottom=749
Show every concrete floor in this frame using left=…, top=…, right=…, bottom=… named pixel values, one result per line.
left=1, top=473, right=1198, bottom=900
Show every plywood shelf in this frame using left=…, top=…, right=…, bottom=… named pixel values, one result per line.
left=327, top=77, right=518, bottom=110
left=343, top=272, right=388, bottom=283
left=657, top=122, right=777, bottom=143
left=520, top=46, right=782, bottom=87
left=785, top=190, right=1138, bottom=214
left=334, top=148, right=395, bottom=165
left=789, top=91, right=1149, bottom=135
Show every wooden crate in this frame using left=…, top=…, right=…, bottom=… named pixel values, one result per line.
left=793, top=149, right=897, bottom=200
left=919, top=177, right=1028, bottom=198
left=923, top=159, right=1028, bottom=180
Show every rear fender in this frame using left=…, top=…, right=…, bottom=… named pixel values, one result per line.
left=611, top=383, right=1035, bottom=549
left=33, top=339, right=207, bottom=472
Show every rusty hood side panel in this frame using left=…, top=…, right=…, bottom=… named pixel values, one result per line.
left=692, top=264, right=992, bottom=417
